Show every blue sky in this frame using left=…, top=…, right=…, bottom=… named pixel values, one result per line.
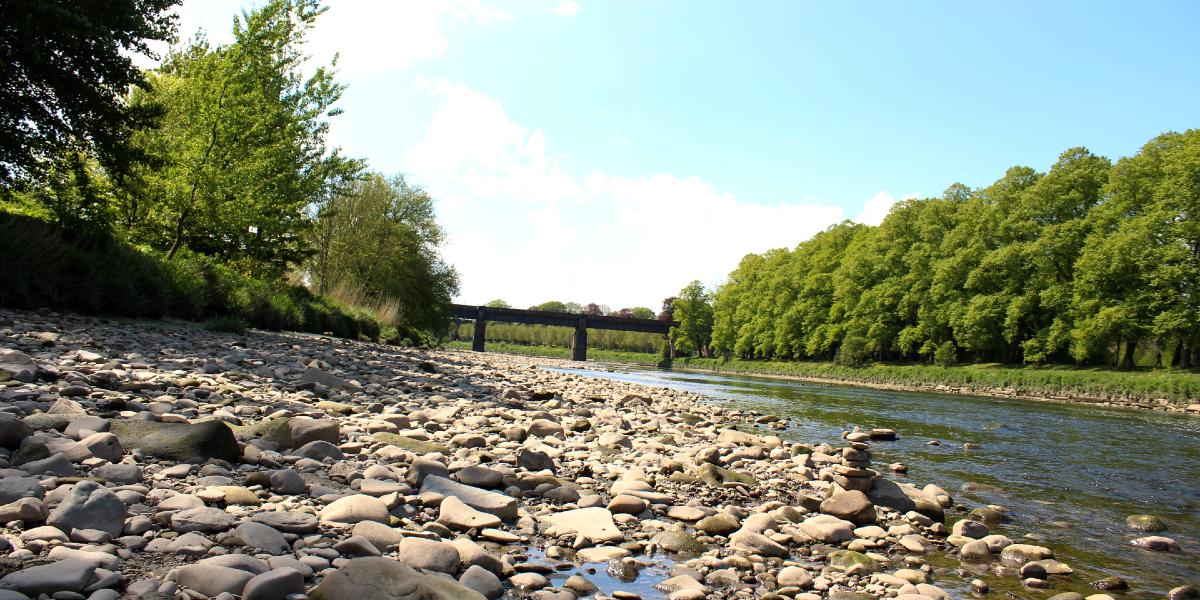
left=163, top=0, right=1200, bottom=309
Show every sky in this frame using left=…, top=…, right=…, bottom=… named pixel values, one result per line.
left=152, top=0, right=1200, bottom=310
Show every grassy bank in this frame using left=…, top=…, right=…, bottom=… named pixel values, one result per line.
left=0, top=213, right=385, bottom=341
left=674, top=356, right=1200, bottom=405
left=443, top=340, right=662, bottom=366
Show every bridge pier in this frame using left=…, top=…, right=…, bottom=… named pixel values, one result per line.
left=571, top=319, right=588, bottom=361
left=472, top=311, right=486, bottom=352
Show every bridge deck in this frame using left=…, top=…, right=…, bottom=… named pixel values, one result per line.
left=449, top=303, right=676, bottom=360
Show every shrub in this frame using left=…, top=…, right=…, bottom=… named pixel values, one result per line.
left=835, top=332, right=869, bottom=368
left=934, top=341, right=958, bottom=367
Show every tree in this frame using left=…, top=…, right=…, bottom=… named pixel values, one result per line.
left=671, top=281, right=714, bottom=357
left=0, top=0, right=180, bottom=183
left=529, top=300, right=567, bottom=312
left=307, top=172, right=459, bottom=333
left=126, top=0, right=359, bottom=277
left=631, top=307, right=656, bottom=320
left=485, top=299, right=511, bottom=309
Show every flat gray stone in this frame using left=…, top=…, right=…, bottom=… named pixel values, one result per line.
left=233, top=522, right=291, bottom=554
left=309, top=557, right=484, bottom=600
left=421, top=476, right=517, bottom=520
left=0, top=559, right=95, bottom=594
left=396, top=537, right=460, bottom=574
left=174, top=563, right=254, bottom=597
left=47, top=480, right=126, bottom=538
left=251, top=511, right=319, bottom=533
left=171, top=507, right=236, bottom=532
left=242, top=567, right=306, bottom=600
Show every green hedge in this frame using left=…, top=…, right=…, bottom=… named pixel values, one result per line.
left=0, top=213, right=380, bottom=340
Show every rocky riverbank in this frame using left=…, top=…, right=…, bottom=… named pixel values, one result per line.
left=0, top=309, right=1191, bottom=600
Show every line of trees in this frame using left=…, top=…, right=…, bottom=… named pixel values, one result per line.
left=0, top=0, right=458, bottom=338
left=456, top=300, right=664, bottom=353
left=676, top=131, right=1200, bottom=369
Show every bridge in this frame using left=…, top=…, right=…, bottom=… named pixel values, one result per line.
left=450, top=303, right=677, bottom=361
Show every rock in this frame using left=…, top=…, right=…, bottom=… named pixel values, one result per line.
left=47, top=480, right=126, bottom=538
left=335, top=536, right=381, bottom=557
left=395, top=537, right=461, bottom=574
left=406, top=458, right=449, bottom=486
left=958, top=539, right=991, bottom=561
left=1093, top=577, right=1129, bottom=591
left=92, top=462, right=141, bottom=484
left=0, top=349, right=38, bottom=383
left=269, top=469, right=307, bottom=494
left=242, top=568, right=306, bottom=600
left=777, top=566, right=813, bottom=589
left=233, top=522, right=291, bottom=554
left=1130, top=536, right=1178, bottom=551
left=448, top=538, right=505, bottom=576
left=516, top=447, right=555, bottom=473
left=654, top=529, right=708, bottom=553
left=459, top=565, right=503, bottom=599
left=1169, top=587, right=1199, bottom=600
left=0, top=559, right=95, bottom=594
left=438, top=495, right=502, bottom=530
left=867, top=478, right=944, bottom=522
left=251, top=511, right=319, bottom=533
left=294, top=440, right=344, bottom=460
left=64, top=416, right=110, bottom=439
left=695, top=512, right=740, bottom=535
left=18, top=452, right=74, bottom=476
left=509, top=573, right=549, bottom=592
left=171, top=507, right=237, bottom=532
left=351, top=521, right=407, bottom=550
left=1125, top=514, right=1167, bottom=532
left=799, top=514, right=854, bottom=543
left=0, top=417, right=34, bottom=449
left=421, top=476, right=518, bottom=520
left=110, top=419, right=239, bottom=463
left=0, top=497, right=47, bottom=522
left=540, top=507, right=624, bottom=543
left=320, top=494, right=390, bottom=524
left=454, top=465, right=504, bottom=488
left=0, top=476, right=44, bottom=504
left=288, top=418, right=339, bottom=447
left=79, top=432, right=122, bottom=462
left=729, top=530, right=788, bottom=557
left=1000, top=543, right=1054, bottom=565
left=607, top=494, right=649, bottom=515
left=820, top=490, right=875, bottom=525
left=310, top=557, right=483, bottom=600
left=300, top=366, right=358, bottom=390
left=951, top=519, right=989, bottom=539
left=174, top=564, right=255, bottom=597
left=527, top=419, right=564, bottom=438
left=828, top=550, right=879, bottom=572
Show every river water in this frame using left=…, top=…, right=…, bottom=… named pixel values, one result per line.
left=549, top=364, right=1200, bottom=599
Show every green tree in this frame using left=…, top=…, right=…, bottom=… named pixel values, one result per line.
left=307, top=172, right=459, bottom=333
left=485, top=299, right=511, bottom=308
left=672, top=281, right=714, bottom=357
left=0, top=0, right=180, bottom=184
left=126, top=0, right=359, bottom=277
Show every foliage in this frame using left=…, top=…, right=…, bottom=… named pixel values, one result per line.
left=933, top=341, right=957, bottom=367
left=0, top=0, right=180, bottom=183
left=0, top=213, right=380, bottom=340
left=124, top=0, right=360, bottom=277
left=444, top=340, right=662, bottom=366
left=671, top=281, right=714, bottom=357
left=834, top=332, right=868, bottom=367
left=453, top=322, right=663, bottom=354
left=485, top=299, right=512, bottom=308
left=709, top=132, right=1200, bottom=368
left=307, top=172, right=458, bottom=333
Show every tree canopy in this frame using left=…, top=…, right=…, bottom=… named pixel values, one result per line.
left=0, top=0, right=180, bottom=183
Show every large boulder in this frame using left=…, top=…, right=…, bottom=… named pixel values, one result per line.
left=820, top=490, right=875, bottom=525
left=0, top=349, right=38, bottom=383
left=320, top=495, right=390, bottom=524
left=309, top=557, right=485, bottom=600
left=540, top=507, right=623, bottom=543
left=111, top=419, right=239, bottom=463
left=289, top=418, right=340, bottom=447
left=867, top=478, right=944, bottom=522
left=47, top=480, right=126, bottom=538
left=0, top=416, right=34, bottom=449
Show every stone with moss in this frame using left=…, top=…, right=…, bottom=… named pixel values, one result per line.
left=653, top=530, right=709, bottom=554
left=827, top=550, right=879, bottom=572
left=695, top=463, right=756, bottom=487
left=111, top=419, right=239, bottom=463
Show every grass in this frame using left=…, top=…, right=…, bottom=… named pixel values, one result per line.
left=444, top=340, right=663, bottom=366
left=673, top=356, right=1200, bottom=404
left=0, top=212, right=382, bottom=341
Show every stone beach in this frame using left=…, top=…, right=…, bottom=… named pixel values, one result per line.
left=0, top=309, right=1191, bottom=600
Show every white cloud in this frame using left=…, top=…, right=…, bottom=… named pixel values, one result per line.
left=403, top=79, right=908, bottom=309
left=130, top=0, right=512, bottom=77
left=551, top=0, right=582, bottom=16
left=854, top=190, right=918, bottom=226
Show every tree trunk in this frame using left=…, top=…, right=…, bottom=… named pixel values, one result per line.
left=1172, top=340, right=1183, bottom=367
left=1120, top=338, right=1137, bottom=370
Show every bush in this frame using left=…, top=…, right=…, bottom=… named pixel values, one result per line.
left=933, top=341, right=958, bottom=367
left=0, top=212, right=383, bottom=341
left=204, top=316, right=248, bottom=334
left=835, top=332, right=869, bottom=368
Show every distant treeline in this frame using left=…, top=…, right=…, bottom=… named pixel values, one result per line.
left=705, top=130, right=1200, bottom=368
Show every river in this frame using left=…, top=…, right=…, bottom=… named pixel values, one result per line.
left=549, top=364, right=1200, bottom=599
